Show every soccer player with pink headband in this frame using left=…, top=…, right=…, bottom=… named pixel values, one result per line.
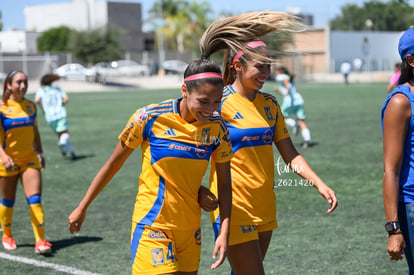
left=198, top=11, right=338, bottom=274
left=68, top=62, right=233, bottom=273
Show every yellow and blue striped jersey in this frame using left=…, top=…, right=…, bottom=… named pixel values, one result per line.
left=119, top=98, right=233, bottom=230
left=210, top=85, right=290, bottom=225
left=0, top=99, right=38, bottom=159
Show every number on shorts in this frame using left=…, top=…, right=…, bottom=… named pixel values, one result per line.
left=166, top=242, right=176, bottom=262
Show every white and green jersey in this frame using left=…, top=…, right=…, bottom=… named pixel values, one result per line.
left=275, top=73, right=304, bottom=107
left=35, top=85, right=67, bottom=122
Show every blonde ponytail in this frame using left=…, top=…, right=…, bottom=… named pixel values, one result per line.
left=199, top=11, right=302, bottom=85
left=199, top=11, right=301, bottom=59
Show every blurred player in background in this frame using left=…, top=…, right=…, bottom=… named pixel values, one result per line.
left=386, top=62, right=401, bottom=93
left=35, top=74, right=77, bottom=160
left=274, top=66, right=313, bottom=148
left=340, top=61, right=351, bottom=84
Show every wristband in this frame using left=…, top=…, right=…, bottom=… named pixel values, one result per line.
left=388, top=231, right=403, bottom=235
left=385, top=221, right=400, bottom=233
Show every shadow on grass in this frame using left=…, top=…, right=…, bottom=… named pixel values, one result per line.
left=16, top=236, right=103, bottom=257
left=65, top=153, right=96, bottom=161
left=51, top=235, right=103, bottom=251
left=298, top=141, right=319, bottom=149
left=102, top=81, right=137, bottom=89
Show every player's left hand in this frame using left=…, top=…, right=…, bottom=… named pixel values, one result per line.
left=68, top=207, right=86, bottom=234
left=317, top=185, right=338, bottom=213
left=211, top=231, right=228, bottom=270
left=38, top=155, right=45, bottom=171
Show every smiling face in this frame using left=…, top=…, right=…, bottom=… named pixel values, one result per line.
left=7, top=72, right=28, bottom=101
left=237, top=59, right=271, bottom=91
left=180, top=81, right=223, bottom=123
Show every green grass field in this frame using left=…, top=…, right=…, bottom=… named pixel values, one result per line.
left=0, top=81, right=407, bottom=274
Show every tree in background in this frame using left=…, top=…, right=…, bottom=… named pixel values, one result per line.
left=148, top=0, right=294, bottom=57
left=183, top=1, right=212, bottom=53
left=66, top=26, right=124, bottom=65
left=37, top=25, right=124, bottom=65
left=148, top=0, right=213, bottom=54
left=37, top=26, right=74, bottom=52
left=330, top=0, right=414, bottom=31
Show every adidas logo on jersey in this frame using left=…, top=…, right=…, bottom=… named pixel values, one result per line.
left=164, top=128, right=176, bottom=136
left=233, top=112, right=243, bottom=119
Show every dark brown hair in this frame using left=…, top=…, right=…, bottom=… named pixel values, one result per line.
left=183, top=59, right=223, bottom=92
left=399, top=59, right=413, bottom=85
left=276, top=66, right=295, bottom=83
left=2, top=70, right=25, bottom=104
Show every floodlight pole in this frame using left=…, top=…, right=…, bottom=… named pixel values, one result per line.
left=157, top=0, right=165, bottom=76
left=83, top=0, right=92, bottom=30
left=364, top=19, right=373, bottom=82
left=365, top=19, right=373, bottom=73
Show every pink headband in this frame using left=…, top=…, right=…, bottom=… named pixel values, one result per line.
left=231, top=41, right=267, bottom=66
left=184, top=72, right=222, bottom=82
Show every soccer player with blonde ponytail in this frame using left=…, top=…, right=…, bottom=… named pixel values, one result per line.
left=198, top=11, right=338, bottom=275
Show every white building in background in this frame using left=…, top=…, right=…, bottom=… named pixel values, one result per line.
left=24, top=0, right=107, bottom=32
left=0, top=0, right=155, bottom=78
left=0, top=31, right=26, bottom=53
left=1, top=0, right=152, bottom=55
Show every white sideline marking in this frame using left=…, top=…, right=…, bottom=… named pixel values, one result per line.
left=0, top=252, right=101, bottom=275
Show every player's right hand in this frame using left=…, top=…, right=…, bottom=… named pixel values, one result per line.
left=198, top=185, right=218, bottom=212
left=68, top=207, right=86, bottom=234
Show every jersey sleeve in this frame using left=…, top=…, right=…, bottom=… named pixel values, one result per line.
left=118, top=107, right=149, bottom=149
left=274, top=103, right=290, bottom=143
left=275, top=74, right=290, bottom=96
left=33, top=102, right=38, bottom=126
left=34, top=88, right=43, bottom=100
left=57, top=87, right=67, bottom=98
left=0, top=112, right=4, bottom=144
left=275, top=74, right=290, bottom=83
left=211, top=118, right=233, bottom=163
left=390, top=72, right=400, bottom=86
